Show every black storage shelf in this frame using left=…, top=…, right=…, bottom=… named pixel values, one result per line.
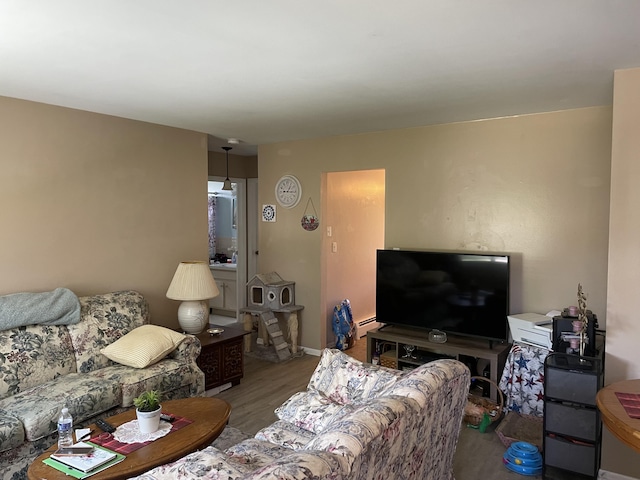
left=543, top=349, right=604, bottom=480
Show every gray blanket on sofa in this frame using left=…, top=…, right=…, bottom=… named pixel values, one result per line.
left=0, top=287, right=81, bottom=329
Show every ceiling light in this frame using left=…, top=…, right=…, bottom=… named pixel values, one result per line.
left=222, top=146, right=232, bottom=190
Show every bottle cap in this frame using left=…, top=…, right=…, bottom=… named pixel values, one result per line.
left=62, top=407, right=69, bottom=414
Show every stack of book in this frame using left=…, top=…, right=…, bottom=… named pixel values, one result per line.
left=43, top=442, right=125, bottom=479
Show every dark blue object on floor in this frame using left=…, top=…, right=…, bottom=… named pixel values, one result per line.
left=332, top=299, right=355, bottom=350
left=502, top=441, right=542, bottom=476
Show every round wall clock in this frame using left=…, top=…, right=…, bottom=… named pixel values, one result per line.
left=275, top=175, right=302, bottom=209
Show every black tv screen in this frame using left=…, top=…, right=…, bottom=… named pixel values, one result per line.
left=376, top=249, right=510, bottom=342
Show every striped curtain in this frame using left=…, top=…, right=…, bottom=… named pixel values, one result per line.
left=208, top=195, right=216, bottom=260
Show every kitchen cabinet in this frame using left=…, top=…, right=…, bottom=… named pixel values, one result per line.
left=209, top=266, right=237, bottom=315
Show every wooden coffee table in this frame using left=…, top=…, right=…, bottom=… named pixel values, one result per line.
left=28, top=397, right=231, bottom=480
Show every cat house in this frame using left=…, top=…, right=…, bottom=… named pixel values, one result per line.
left=247, top=272, right=295, bottom=311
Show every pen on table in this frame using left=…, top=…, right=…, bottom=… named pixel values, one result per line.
left=78, top=430, right=94, bottom=442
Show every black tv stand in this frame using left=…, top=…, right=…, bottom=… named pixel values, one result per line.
left=366, top=325, right=511, bottom=402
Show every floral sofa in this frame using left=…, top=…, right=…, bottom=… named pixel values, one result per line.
left=135, top=348, right=471, bottom=480
left=0, top=290, right=205, bottom=479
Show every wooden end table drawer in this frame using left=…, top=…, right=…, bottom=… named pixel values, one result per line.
left=196, top=324, right=249, bottom=390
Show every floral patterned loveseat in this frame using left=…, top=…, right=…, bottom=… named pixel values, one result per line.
left=0, top=290, right=205, bottom=479
left=135, top=348, right=470, bottom=480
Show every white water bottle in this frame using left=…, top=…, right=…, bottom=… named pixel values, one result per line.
left=57, top=407, right=73, bottom=448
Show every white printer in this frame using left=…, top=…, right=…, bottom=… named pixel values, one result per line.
left=507, top=313, right=553, bottom=349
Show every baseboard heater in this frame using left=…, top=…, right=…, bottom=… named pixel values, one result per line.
left=355, top=316, right=381, bottom=339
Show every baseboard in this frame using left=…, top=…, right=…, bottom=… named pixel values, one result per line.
left=204, top=382, right=232, bottom=396
left=355, top=317, right=380, bottom=339
left=599, top=469, right=640, bottom=480
left=300, top=347, right=321, bottom=357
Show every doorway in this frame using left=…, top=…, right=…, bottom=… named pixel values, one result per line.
left=322, top=169, right=385, bottom=348
left=208, top=176, right=257, bottom=324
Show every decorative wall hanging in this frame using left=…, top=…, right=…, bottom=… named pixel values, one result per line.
left=262, top=204, right=276, bottom=222
left=301, top=198, right=319, bottom=231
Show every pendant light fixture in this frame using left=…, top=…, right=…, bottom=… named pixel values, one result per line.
left=222, top=146, right=232, bottom=190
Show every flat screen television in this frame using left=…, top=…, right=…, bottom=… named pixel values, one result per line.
left=376, top=249, right=510, bottom=342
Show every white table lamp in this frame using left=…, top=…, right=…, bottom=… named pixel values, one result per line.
left=166, top=261, right=219, bottom=334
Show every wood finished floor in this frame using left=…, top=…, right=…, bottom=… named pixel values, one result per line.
left=215, top=339, right=528, bottom=479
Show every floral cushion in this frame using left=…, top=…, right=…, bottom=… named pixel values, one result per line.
left=66, top=291, right=149, bottom=373
left=274, top=391, right=355, bottom=434
left=0, top=324, right=77, bottom=400
left=133, top=445, right=256, bottom=480
left=305, top=396, right=409, bottom=473
left=133, top=444, right=346, bottom=480
left=88, top=359, right=198, bottom=407
left=255, top=420, right=316, bottom=451
left=0, top=373, right=120, bottom=441
left=225, top=438, right=295, bottom=469
left=306, top=348, right=403, bottom=404
left=0, top=412, right=24, bottom=452
left=248, top=450, right=346, bottom=480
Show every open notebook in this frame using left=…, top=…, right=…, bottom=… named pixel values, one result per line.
left=49, top=442, right=118, bottom=473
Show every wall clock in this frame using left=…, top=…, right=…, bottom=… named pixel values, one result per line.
left=262, top=204, right=276, bottom=222
left=275, top=175, right=302, bottom=209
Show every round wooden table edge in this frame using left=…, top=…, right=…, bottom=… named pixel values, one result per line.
left=28, top=396, right=231, bottom=480
left=596, top=379, right=640, bottom=453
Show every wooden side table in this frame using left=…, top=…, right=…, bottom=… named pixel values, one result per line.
left=241, top=305, right=304, bottom=354
left=196, top=324, right=250, bottom=390
left=597, top=378, right=640, bottom=453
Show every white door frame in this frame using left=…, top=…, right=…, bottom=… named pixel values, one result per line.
left=208, top=176, right=248, bottom=319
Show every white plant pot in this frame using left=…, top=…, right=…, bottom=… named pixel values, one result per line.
left=136, top=406, right=161, bottom=434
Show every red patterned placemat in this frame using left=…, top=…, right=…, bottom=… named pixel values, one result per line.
left=90, top=413, right=193, bottom=455
left=615, top=392, right=640, bottom=419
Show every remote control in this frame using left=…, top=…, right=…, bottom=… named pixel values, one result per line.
left=95, top=418, right=116, bottom=433
left=160, top=413, right=176, bottom=423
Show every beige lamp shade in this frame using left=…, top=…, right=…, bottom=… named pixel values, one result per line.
left=166, top=261, right=219, bottom=334
left=166, top=261, right=219, bottom=301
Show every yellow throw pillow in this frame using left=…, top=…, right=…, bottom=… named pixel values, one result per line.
left=100, top=325, right=186, bottom=368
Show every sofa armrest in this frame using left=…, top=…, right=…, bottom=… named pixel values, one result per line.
left=168, top=334, right=201, bottom=363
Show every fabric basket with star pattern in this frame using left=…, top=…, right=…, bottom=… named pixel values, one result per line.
left=499, top=342, right=549, bottom=417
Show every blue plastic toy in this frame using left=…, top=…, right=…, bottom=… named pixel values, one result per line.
left=502, top=441, right=542, bottom=476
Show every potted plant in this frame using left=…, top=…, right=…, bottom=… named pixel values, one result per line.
left=133, top=390, right=162, bottom=434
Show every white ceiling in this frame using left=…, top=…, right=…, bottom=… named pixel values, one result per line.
left=2, top=1, right=640, bottom=157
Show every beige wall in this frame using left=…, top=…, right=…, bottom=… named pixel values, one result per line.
left=0, top=96, right=208, bottom=328
left=323, top=169, right=385, bottom=345
left=258, top=107, right=612, bottom=351
left=208, top=151, right=258, bottom=179
left=601, top=67, right=640, bottom=477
